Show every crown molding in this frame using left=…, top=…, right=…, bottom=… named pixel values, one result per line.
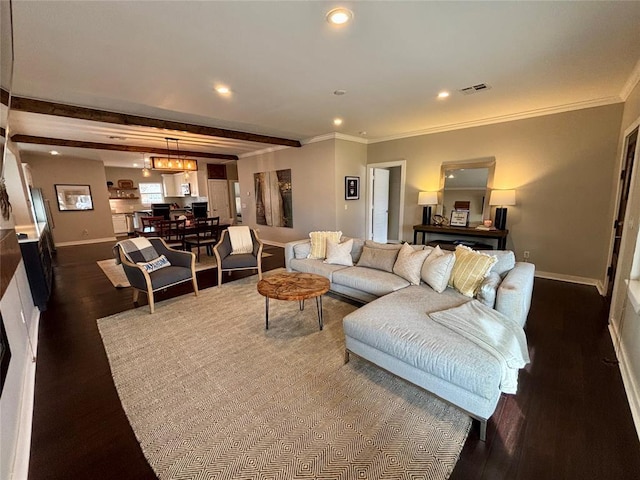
left=621, top=59, right=640, bottom=101
left=237, top=144, right=290, bottom=159
left=369, top=96, right=623, bottom=144
left=303, top=132, right=369, bottom=145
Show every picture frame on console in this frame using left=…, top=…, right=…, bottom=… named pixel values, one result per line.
left=345, top=176, right=360, bottom=200
left=450, top=210, right=469, bottom=227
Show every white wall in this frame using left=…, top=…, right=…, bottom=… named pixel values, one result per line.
left=0, top=262, right=39, bottom=480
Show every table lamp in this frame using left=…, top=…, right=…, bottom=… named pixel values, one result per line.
left=418, top=191, right=438, bottom=225
left=489, top=189, right=516, bottom=230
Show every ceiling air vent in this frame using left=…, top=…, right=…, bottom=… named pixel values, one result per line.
left=458, top=83, right=492, bottom=95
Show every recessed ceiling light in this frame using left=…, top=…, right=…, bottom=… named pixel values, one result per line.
left=333, top=89, right=347, bottom=96
left=326, top=8, right=353, bottom=25
left=333, top=118, right=343, bottom=126
left=215, top=85, right=231, bottom=95
left=132, top=163, right=139, bottom=167
left=50, top=150, right=59, bottom=155
left=438, top=91, right=450, bottom=99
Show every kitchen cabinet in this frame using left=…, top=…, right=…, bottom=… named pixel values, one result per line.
left=18, top=223, right=54, bottom=311
left=111, top=214, right=128, bottom=235
left=163, top=172, right=199, bottom=197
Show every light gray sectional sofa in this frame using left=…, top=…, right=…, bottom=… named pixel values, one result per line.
left=285, top=236, right=535, bottom=440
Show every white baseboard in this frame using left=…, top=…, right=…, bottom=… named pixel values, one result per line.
left=55, top=237, right=117, bottom=247
left=608, top=321, right=640, bottom=443
left=535, top=271, right=603, bottom=293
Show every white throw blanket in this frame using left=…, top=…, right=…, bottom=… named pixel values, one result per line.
left=227, top=226, right=253, bottom=255
left=430, top=300, right=530, bottom=394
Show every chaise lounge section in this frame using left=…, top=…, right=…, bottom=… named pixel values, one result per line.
left=285, top=235, right=535, bottom=440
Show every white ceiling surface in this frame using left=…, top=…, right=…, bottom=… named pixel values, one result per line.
left=8, top=1, right=640, bottom=168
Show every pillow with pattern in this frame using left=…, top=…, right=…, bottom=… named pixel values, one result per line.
left=136, top=254, right=171, bottom=273
left=393, top=242, right=431, bottom=285
left=308, top=231, right=342, bottom=260
left=324, top=238, right=354, bottom=266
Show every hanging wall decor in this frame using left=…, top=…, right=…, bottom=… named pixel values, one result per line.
left=254, top=169, right=293, bottom=228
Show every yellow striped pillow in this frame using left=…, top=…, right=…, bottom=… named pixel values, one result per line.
left=449, top=245, right=497, bottom=297
left=308, top=231, right=342, bottom=259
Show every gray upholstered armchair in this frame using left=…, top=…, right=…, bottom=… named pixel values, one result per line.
left=114, top=237, right=198, bottom=313
left=213, top=227, right=263, bottom=287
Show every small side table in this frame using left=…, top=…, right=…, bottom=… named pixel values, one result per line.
left=257, top=272, right=330, bottom=330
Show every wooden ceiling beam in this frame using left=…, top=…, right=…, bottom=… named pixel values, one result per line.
left=11, top=135, right=238, bottom=160
left=10, top=96, right=302, bottom=148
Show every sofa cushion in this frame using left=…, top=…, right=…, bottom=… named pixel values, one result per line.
left=449, top=245, right=497, bottom=297
left=357, top=245, right=400, bottom=273
left=486, top=250, right=516, bottom=277
left=293, top=242, right=311, bottom=259
left=343, top=286, right=502, bottom=399
left=365, top=240, right=403, bottom=251
left=420, top=246, right=456, bottom=293
left=393, top=242, right=431, bottom=285
left=324, top=238, right=354, bottom=266
left=476, top=271, right=502, bottom=308
left=308, top=231, right=342, bottom=259
left=289, top=258, right=348, bottom=281
left=343, top=237, right=365, bottom=263
left=333, top=266, right=410, bottom=297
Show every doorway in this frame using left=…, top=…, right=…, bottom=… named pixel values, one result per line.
left=607, top=125, right=638, bottom=299
left=366, top=160, right=406, bottom=243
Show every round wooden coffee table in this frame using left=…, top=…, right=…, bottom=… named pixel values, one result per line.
left=257, top=272, right=330, bottom=330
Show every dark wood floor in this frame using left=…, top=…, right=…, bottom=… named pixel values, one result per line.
left=28, top=242, right=640, bottom=480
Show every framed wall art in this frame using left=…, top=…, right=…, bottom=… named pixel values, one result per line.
left=450, top=210, right=469, bottom=227
left=345, top=176, right=360, bottom=200
left=55, top=184, right=94, bottom=211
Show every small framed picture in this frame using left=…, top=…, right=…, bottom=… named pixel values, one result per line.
left=450, top=210, right=469, bottom=227
left=345, top=176, right=360, bottom=200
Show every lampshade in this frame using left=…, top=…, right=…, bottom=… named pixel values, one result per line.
left=489, top=189, right=516, bottom=206
left=418, top=191, right=438, bottom=205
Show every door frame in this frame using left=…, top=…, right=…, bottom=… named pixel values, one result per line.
left=366, top=160, right=406, bottom=242
left=606, top=115, right=640, bottom=299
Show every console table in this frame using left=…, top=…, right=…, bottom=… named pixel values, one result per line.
left=413, top=224, right=509, bottom=250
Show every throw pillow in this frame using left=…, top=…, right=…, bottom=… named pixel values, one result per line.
left=308, top=231, right=342, bottom=259
left=486, top=250, right=516, bottom=277
left=293, top=242, right=311, bottom=259
left=476, top=271, right=502, bottom=308
left=364, top=240, right=403, bottom=251
left=136, top=254, right=171, bottom=273
left=324, top=238, right=354, bottom=266
left=420, top=246, right=456, bottom=293
left=449, top=245, right=498, bottom=297
left=393, top=242, right=431, bottom=285
left=356, top=245, right=400, bottom=273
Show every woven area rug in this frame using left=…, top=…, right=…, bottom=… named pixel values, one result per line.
left=97, top=271, right=470, bottom=479
left=97, top=252, right=273, bottom=288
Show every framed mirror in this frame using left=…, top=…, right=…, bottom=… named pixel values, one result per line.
left=440, top=157, right=495, bottom=226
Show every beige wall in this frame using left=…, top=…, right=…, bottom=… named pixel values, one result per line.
left=22, top=153, right=114, bottom=245
left=334, top=139, right=368, bottom=238
left=368, top=103, right=624, bottom=283
left=237, top=140, right=337, bottom=244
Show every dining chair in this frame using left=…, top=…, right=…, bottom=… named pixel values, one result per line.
left=140, top=215, right=164, bottom=235
left=156, top=219, right=187, bottom=250
left=184, top=216, right=220, bottom=261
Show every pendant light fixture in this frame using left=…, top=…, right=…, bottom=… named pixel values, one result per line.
left=151, top=137, right=198, bottom=172
left=141, top=153, right=151, bottom=177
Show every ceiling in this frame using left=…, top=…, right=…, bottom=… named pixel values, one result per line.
left=4, top=1, right=640, bottom=168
